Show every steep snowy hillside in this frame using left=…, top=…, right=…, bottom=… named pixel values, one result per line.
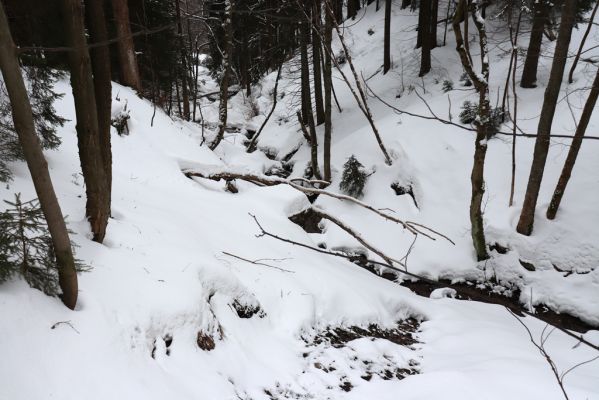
left=1, top=3, right=598, bottom=400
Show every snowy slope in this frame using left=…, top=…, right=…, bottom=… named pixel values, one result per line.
left=1, top=3, right=598, bottom=400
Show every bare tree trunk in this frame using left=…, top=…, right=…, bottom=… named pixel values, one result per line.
left=175, top=0, right=191, bottom=120
left=419, top=0, right=432, bottom=76
left=210, top=0, right=233, bottom=150
left=111, top=0, right=142, bottom=92
left=517, top=0, right=577, bottom=235
left=323, top=3, right=333, bottom=182
left=61, top=0, right=110, bottom=243
left=384, top=0, right=392, bottom=74
left=520, top=0, right=549, bottom=88
left=453, top=0, right=490, bottom=261
left=86, top=0, right=112, bottom=213
left=0, top=4, right=78, bottom=309
left=568, top=0, right=599, bottom=83
left=312, top=0, right=325, bottom=125
left=509, top=12, right=522, bottom=207
left=431, top=0, right=438, bottom=48
left=546, top=67, right=599, bottom=219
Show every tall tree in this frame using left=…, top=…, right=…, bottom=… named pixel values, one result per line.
left=384, top=0, right=392, bottom=73
left=209, top=0, right=233, bottom=150
left=453, top=0, right=491, bottom=261
left=175, top=0, right=191, bottom=120
left=419, top=0, right=432, bottom=76
left=546, top=67, right=599, bottom=219
left=517, top=0, right=578, bottom=235
left=520, top=0, right=550, bottom=88
left=323, top=0, right=333, bottom=181
left=85, top=0, right=112, bottom=213
left=0, top=3, right=78, bottom=309
left=112, top=0, right=142, bottom=92
left=61, top=0, right=110, bottom=243
left=312, top=0, right=325, bottom=125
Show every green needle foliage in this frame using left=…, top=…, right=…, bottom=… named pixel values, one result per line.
left=339, top=155, right=368, bottom=199
left=0, top=193, right=87, bottom=296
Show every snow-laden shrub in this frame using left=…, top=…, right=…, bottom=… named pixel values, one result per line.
left=339, top=155, right=368, bottom=199
left=0, top=194, right=87, bottom=296
left=442, top=79, right=454, bottom=93
left=459, top=101, right=504, bottom=138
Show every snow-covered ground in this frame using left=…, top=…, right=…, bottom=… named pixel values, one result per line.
left=1, top=3, right=598, bottom=399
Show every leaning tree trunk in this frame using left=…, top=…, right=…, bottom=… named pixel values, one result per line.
left=111, top=0, right=142, bottom=92
left=520, top=0, right=549, bottom=88
left=0, top=3, right=78, bottom=309
left=546, top=67, right=599, bottom=219
left=85, top=0, right=112, bottom=214
left=517, top=0, right=577, bottom=235
left=210, top=0, right=233, bottom=150
left=323, top=1, right=333, bottom=181
left=453, top=0, right=490, bottom=261
left=61, top=0, right=110, bottom=243
left=384, top=0, right=392, bottom=73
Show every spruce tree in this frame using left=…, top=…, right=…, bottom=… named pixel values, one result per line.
left=0, top=66, right=65, bottom=182
left=339, top=155, right=368, bottom=199
left=0, top=194, right=86, bottom=297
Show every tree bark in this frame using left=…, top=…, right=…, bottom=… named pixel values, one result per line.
left=520, top=0, right=549, bottom=88
left=384, top=0, right=392, bottom=73
left=209, top=0, right=233, bottom=150
left=0, top=3, right=78, bottom=309
left=175, top=0, right=190, bottom=120
left=431, top=0, right=438, bottom=48
left=453, top=0, right=490, bottom=261
left=517, top=0, right=577, bottom=235
left=61, top=0, right=110, bottom=243
left=85, top=0, right=112, bottom=213
left=312, top=0, right=325, bottom=125
left=419, top=0, right=432, bottom=76
left=546, top=67, right=599, bottom=219
left=111, top=0, right=142, bottom=92
left=323, top=2, right=333, bottom=181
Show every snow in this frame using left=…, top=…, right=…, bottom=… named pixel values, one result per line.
left=1, top=2, right=598, bottom=399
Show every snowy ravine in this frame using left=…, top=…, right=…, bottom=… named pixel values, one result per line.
left=1, top=3, right=599, bottom=400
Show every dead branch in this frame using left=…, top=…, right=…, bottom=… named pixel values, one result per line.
left=311, top=208, right=403, bottom=267
left=184, top=169, right=453, bottom=243
left=221, top=251, right=294, bottom=272
left=247, top=63, right=283, bottom=153
left=50, top=320, right=80, bottom=334
left=249, top=214, right=599, bottom=353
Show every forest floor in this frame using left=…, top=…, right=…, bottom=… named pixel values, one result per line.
left=1, top=2, right=598, bottom=400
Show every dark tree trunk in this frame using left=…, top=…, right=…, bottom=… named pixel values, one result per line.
left=85, top=0, right=112, bottom=213
left=520, top=1, right=549, bottom=88
left=546, top=67, right=599, bottom=219
left=419, top=0, right=432, bottom=76
left=401, top=0, right=411, bottom=10
left=312, top=0, right=325, bottom=125
left=61, top=0, right=110, bottom=243
left=111, top=0, right=142, bottom=92
left=300, top=18, right=321, bottom=179
left=210, top=0, right=233, bottom=150
left=431, top=0, right=438, bottom=48
left=323, top=1, right=333, bottom=181
left=175, top=0, right=190, bottom=120
left=453, top=0, right=490, bottom=261
left=517, top=0, right=577, bottom=235
left=0, top=3, right=78, bottom=309
left=384, top=0, right=392, bottom=73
